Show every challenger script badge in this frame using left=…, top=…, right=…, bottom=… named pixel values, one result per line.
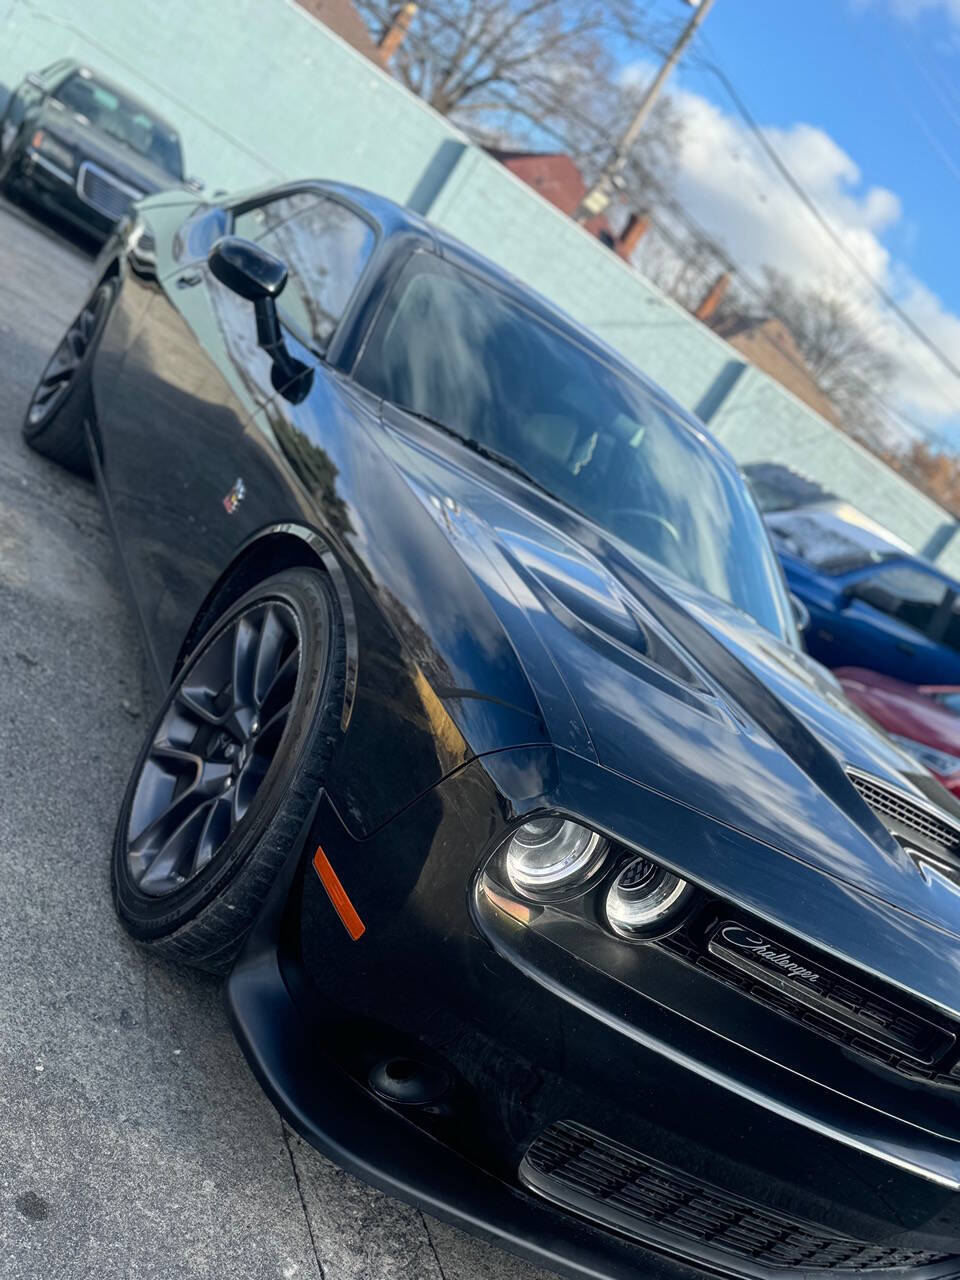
left=714, top=925, right=821, bottom=985
left=706, top=920, right=951, bottom=1063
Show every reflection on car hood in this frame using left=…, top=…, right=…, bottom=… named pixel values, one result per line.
left=384, top=417, right=960, bottom=941
left=38, top=99, right=181, bottom=194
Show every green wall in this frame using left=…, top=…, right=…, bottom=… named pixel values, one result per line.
left=3, top=0, right=957, bottom=567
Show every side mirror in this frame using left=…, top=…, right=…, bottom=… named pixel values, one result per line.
left=208, top=236, right=311, bottom=400
left=208, top=235, right=287, bottom=302
left=790, top=592, right=810, bottom=634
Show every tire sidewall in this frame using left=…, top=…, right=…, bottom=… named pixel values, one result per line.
left=111, top=570, right=339, bottom=940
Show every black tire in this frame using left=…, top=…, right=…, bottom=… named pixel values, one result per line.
left=0, top=136, right=20, bottom=196
left=112, top=568, right=345, bottom=972
left=22, top=279, right=116, bottom=477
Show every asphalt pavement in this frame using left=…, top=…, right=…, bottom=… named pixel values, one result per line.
left=0, top=194, right=550, bottom=1280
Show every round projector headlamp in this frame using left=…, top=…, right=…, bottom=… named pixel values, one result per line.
left=605, top=856, right=694, bottom=938
left=504, top=817, right=605, bottom=896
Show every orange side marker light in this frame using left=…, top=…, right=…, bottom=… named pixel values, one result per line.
left=312, top=845, right=366, bottom=941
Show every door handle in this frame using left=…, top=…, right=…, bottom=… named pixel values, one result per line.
left=896, top=641, right=916, bottom=655
left=175, top=269, right=202, bottom=289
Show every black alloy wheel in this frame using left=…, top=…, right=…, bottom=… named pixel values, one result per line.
left=112, top=568, right=345, bottom=971
left=27, top=287, right=110, bottom=429
left=23, top=279, right=116, bottom=476
left=127, top=600, right=301, bottom=898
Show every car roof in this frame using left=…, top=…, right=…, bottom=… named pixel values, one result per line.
left=318, top=180, right=744, bottom=483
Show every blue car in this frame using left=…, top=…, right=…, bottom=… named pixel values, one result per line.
left=768, top=505, right=960, bottom=682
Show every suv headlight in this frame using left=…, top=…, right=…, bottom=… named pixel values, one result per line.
left=31, top=129, right=75, bottom=174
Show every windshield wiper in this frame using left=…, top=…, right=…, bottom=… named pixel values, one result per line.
left=392, top=405, right=566, bottom=507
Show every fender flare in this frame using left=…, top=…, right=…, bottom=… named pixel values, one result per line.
left=173, top=522, right=359, bottom=732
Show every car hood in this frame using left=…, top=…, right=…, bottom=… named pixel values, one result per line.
left=38, top=99, right=180, bottom=194
left=380, top=409, right=960, bottom=945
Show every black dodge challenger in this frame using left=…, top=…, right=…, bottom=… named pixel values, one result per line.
left=23, top=181, right=960, bottom=1277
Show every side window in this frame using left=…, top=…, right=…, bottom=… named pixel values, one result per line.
left=233, top=194, right=374, bottom=350
left=941, top=597, right=960, bottom=653
left=850, top=566, right=947, bottom=634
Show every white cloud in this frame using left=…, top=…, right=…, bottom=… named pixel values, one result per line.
left=652, top=80, right=960, bottom=438
left=878, top=0, right=960, bottom=23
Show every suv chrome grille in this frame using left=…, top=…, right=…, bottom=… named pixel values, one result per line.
left=848, top=770, right=960, bottom=856
left=522, top=1121, right=954, bottom=1275
left=77, top=161, right=142, bottom=221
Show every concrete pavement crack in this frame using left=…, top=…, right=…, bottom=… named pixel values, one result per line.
left=281, top=1120, right=326, bottom=1279
left=420, top=1211, right=449, bottom=1280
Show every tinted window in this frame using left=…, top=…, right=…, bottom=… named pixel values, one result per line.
left=851, top=565, right=947, bottom=633
left=355, top=253, right=795, bottom=642
left=234, top=194, right=374, bottom=351
left=53, top=72, right=183, bottom=178
left=942, top=599, right=960, bottom=653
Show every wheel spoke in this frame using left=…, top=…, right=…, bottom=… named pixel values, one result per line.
left=136, top=799, right=214, bottom=892
left=259, top=648, right=298, bottom=724
left=233, top=755, right=268, bottom=824
left=253, top=605, right=289, bottom=709
left=230, top=614, right=259, bottom=728
left=176, top=684, right=227, bottom=728
left=66, top=328, right=86, bottom=363
left=125, top=598, right=303, bottom=897
left=255, top=699, right=293, bottom=751
left=190, top=794, right=232, bottom=877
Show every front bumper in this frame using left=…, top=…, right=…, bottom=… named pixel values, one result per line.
left=11, top=148, right=116, bottom=239
left=226, top=750, right=960, bottom=1277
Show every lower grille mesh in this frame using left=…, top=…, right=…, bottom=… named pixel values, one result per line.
left=523, top=1121, right=952, bottom=1273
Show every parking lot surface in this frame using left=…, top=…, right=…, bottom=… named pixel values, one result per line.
left=0, top=195, right=550, bottom=1280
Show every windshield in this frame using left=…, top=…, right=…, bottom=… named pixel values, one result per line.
left=53, top=72, right=183, bottom=179
left=356, top=253, right=796, bottom=643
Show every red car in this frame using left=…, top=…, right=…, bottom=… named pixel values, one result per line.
left=836, top=666, right=960, bottom=797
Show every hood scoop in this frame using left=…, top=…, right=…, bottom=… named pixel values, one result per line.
left=848, top=769, right=960, bottom=863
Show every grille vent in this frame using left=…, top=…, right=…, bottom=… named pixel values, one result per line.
left=77, top=162, right=141, bottom=221
left=848, top=770, right=960, bottom=856
left=522, top=1121, right=953, bottom=1275
left=661, top=926, right=958, bottom=1085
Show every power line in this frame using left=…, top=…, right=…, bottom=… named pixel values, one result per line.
left=691, top=39, right=960, bottom=400
left=637, top=204, right=942, bottom=451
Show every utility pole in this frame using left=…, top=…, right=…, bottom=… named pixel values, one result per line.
left=575, top=0, right=716, bottom=223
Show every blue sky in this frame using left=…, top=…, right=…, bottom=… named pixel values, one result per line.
left=626, top=0, right=960, bottom=442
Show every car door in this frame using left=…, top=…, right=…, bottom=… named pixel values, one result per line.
left=826, top=562, right=960, bottom=682
left=97, top=187, right=377, bottom=678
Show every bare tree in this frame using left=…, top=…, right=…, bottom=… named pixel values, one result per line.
left=749, top=268, right=896, bottom=443
left=357, top=0, right=682, bottom=193
left=631, top=217, right=726, bottom=309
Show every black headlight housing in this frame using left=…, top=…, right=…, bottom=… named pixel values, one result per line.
left=482, top=814, right=698, bottom=942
